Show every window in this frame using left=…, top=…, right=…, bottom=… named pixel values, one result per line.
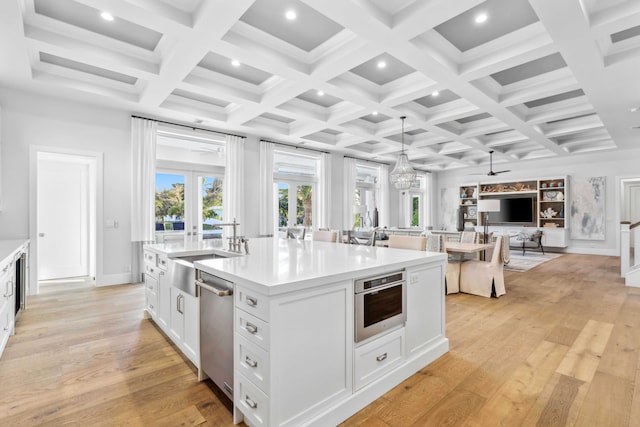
left=401, top=174, right=431, bottom=228
left=155, top=126, right=226, bottom=241
left=272, top=149, right=319, bottom=233
left=354, top=164, right=381, bottom=229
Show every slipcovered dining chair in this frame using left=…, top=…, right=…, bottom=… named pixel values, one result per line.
left=388, top=235, right=427, bottom=251
left=312, top=230, right=337, bottom=242
left=459, top=236, right=506, bottom=298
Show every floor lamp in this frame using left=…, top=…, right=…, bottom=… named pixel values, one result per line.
left=477, top=199, right=500, bottom=244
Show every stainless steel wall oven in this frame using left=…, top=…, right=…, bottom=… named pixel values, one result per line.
left=354, top=270, right=406, bottom=343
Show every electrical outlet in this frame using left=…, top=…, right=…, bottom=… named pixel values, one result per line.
left=410, top=273, right=419, bottom=284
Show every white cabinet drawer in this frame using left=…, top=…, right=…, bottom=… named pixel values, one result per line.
left=236, top=309, right=269, bottom=351
left=144, top=263, right=159, bottom=279
left=235, top=372, right=269, bottom=427
left=236, top=335, right=270, bottom=394
left=354, top=328, right=405, bottom=390
left=236, top=287, right=269, bottom=322
left=157, top=254, right=169, bottom=271
left=143, top=250, right=156, bottom=265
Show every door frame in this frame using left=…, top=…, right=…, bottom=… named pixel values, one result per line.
left=616, top=175, right=640, bottom=257
left=29, top=146, right=103, bottom=295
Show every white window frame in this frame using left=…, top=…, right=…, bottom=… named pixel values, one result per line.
left=271, top=147, right=321, bottom=235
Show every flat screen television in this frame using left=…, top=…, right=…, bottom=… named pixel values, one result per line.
left=489, top=197, right=535, bottom=224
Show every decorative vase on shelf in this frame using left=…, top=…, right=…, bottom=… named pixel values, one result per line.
left=559, top=208, right=564, bottom=218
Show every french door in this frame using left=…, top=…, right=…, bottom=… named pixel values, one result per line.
left=275, top=180, right=315, bottom=231
left=156, top=169, right=223, bottom=240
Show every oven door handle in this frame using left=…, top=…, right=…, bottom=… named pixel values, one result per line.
left=357, top=280, right=405, bottom=295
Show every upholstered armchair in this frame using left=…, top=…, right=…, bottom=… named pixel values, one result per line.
left=514, top=230, right=544, bottom=256
left=459, top=236, right=506, bottom=298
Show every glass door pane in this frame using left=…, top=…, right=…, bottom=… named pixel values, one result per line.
left=297, top=185, right=312, bottom=227
left=200, top=176, right=223, bottom=240
left=155, top=173, right=186, bottom=238
left=411, top=195, right=420, bottom=227
left=278, top=183, right=289, bottom=227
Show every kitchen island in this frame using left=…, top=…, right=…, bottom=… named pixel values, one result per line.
left=194, top=237, right=448, bottom=427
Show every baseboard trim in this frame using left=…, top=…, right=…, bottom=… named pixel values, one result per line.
left=96, top=273, right=136, bottom=286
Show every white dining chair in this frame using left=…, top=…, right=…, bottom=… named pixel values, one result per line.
left=459, top=236, right=506, bottom=298
left=312, top=230, right=337, bottom=242
left=388, top=235, right=426, bottom=251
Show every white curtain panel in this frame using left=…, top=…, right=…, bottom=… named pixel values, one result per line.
left=343, top=158, right=357, bottom=230
left=130, top=117, right=157, bottom=242
left=224, top=135, right=245, bottom=239
left=379, top=164, right=389, bottom=228
left=130, top=117, right=157, bottom=283
left=259, top=141, right=274, bottom=236
left=318, top=152, right=331, bottom=229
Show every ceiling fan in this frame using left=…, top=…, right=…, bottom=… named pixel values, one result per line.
left=471, top=150, right=511, bottom=176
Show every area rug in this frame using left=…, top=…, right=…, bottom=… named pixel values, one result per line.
left=504, top=252, right=563, bottom=272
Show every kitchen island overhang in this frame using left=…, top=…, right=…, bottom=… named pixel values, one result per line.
left=195, top=237, right=448, bottom=427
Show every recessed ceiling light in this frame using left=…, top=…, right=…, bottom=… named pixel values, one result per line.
left=372, top=111, right=378, bottom=115
left=475, top=13, right=488, bottom=24
left=377, top=60, right=386, bottom=69
left=100, top=11, right=114, bottom=21
left=231, top=59, right=240, bottom=67
left=317, top=91, right=324, bottom=96
left=630, top=107, right=640, bottom=112
left=285, top=10, right=296, bottom=20
left=431, top=91, right=439, bottom=97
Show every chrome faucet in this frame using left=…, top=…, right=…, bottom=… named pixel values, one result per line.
left=213, top=218, right=247, bottom=253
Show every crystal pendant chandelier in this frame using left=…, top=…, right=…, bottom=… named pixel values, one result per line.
left=389, top=116, right=417, bottom=190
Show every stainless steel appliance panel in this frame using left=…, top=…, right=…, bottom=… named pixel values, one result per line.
left=197, top=271, right=234, bottom=401
left=354, top=271, right=406, bottom=343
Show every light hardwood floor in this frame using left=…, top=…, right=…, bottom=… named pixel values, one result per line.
left=1, top=254, right=638, bottom=426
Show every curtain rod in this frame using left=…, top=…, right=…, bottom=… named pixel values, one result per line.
left=131, top=115, right=245, bottom=139
left=344, top=155, right=390, bottom=166
left=261, top=139, right=330, bottom=155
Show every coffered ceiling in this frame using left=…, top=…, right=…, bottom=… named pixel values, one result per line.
left=1, top=0, right=640, bottom=172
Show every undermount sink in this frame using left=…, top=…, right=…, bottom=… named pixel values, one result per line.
left=176, top=254, right=217, bottom=264
left=170, top=252, right=237, bottom=296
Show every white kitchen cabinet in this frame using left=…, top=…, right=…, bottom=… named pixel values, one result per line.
left=405, top=264, right=446, bottom=356
left=354, top=327, right=405, bottom=390
left=234, top=280, right=353, bottom=427
left=143, top=251, right=158, bottom=319
left=144, top=273, right=158, bottom=318
left=169, top=286, right=199, bottom=366
left=157, top=269, right=171, bottom=331
left=0, top=257, right=15, bottom=358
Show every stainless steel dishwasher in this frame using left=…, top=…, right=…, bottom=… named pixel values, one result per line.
left=196, top=269, right=234, bottom=401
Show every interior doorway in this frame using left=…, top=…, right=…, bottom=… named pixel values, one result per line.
left=33, top=151, right=97, bottom=292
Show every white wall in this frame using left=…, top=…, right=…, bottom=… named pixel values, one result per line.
left=434, top=149, right=640, bottom=256
left=0, top=87, right=131, bottom=285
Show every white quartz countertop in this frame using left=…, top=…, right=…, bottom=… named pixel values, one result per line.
left=194, top=237, right=446, bottom=295
left=0, top=239, right=29, bottom=264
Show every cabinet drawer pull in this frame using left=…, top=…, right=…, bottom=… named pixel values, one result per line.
left=376, top=352, right=388, bottom=362
left=245, top=322, right=258, bottom=334
left=246, top=296, right=258, bottom=307
left=149, top=304, right=154, bottom=310
left=245, top=356, right=258, bottom=368
left=245, top=396, right=257, bottom=409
